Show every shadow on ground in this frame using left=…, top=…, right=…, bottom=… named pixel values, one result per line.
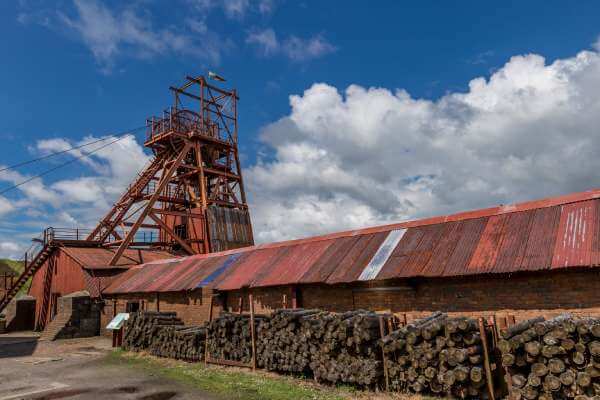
left=0, top=336, right=39, bottom=358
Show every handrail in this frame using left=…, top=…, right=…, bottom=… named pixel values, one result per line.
left=145, top=108, right=229, bottom=144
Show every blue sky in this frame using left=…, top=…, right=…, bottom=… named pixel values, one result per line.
left=1, top=1, right=600, bottom=258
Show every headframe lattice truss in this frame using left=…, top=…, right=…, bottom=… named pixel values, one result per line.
left=87, top=75, right=253, bottom=265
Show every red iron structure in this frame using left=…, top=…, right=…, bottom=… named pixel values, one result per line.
left=88, top=74, right=254, bottom=261
left=0, top=75, right=254, bottom=315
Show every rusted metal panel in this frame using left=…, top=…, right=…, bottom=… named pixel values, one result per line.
left=519, top=206, right=561, bottom=271
left=592, top=200, right=600, bottom=267
left=551, top=200, right=597, bottom=268
left=377, top=225, right=430, bottom=279
left=65, top=247, right=174, bottom=268
left=468, top=215, right=507, bottom=273
left=83, top=269, right=122, bottom=298
left=145, top=259, right=204, bottom=292
left=441, top=217, right=488, bottom=276
left=103, top=191, right=600, bottom=295
left=252, top=240, right=333, bottom=287
left=420, top=221, right=462, bottom=277
left=491, top=211, right=535, bottom=273
left=299, top=236, right=360, bottom=283
left=208, top=206, right=254, bottom=252
left=402, top=223, right=447, bottom=277
left=326, top=232, right=388, bottom=284
left=124, top=261, right=180, bottom=293
left=215, top=247, right=286, bottom=290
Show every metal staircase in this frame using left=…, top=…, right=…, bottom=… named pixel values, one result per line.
left=0, top=229, right=57, bottom=314
left=87, top=157, right=162, bottom=244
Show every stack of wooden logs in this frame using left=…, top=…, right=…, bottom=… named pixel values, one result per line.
left=149, top=325, right=207, bottom=362
left=308, top=310, right=390, bottom=386
left=122, top=311, right=184, bottom=352
left=206, top=312, right=264, bottom=364
left=256, top=309, right=391, bottom=386
left=498, top=314, right=600, bottom=400
left=256, top=308, right=322, bottom=373
left=380, top=312, right=491, bottom=398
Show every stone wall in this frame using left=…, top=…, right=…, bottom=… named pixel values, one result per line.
left=41, top=291, right=100, bottom=340
left=1, top=295, right=36, bottom=332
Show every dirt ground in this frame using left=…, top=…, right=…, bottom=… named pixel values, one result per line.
left=0, top=333, right=216, bottom=400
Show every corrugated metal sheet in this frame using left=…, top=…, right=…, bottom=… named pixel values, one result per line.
left=103, top=189, right=600, bottom=295
left=299, top=236, right=359, bottom=283
left=326, top=232, right=388, bottom=283
left=83, top=269, right=122, bottom=298
left=207, top=205, right=253, bottom=252
left=252, top=240, right=333, bottom=287
left=420, top=221, right=462, bottom=277
left=215, top=247, right=285, bottom=291
left=519, top=206, right=561, bottom=271
left=551, top=200, right=598, bottom=268
left=63, top=247, right=175, bottom=269
left=359, top=229, right=406, bottom=281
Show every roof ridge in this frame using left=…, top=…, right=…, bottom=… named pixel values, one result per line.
left=139, top=187, right=600, bottom=263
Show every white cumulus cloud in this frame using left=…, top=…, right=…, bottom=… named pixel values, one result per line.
left=0, top=241, right=23, bottom=259
left=247, top=49, right=600, bottom=243
left=0, top=196, right=14, bottom=217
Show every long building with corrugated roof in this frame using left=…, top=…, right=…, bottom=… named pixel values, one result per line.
left=100, top=188, right=600, bottom=331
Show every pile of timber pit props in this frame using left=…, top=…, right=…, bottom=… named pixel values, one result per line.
left=256, top=308, right=323, bottom=373
left=122, top=311, right=184, bottom=352
left=257, top=308, right=395, bottom=387
left=499, top=314, right=600, bottom=400
left=206, top=312, right=264, bottom=367
left=308, top=310, right=393, bottom=386
left=380, top=312, right=496, bottom=399
left=149, top=325, right=207, bottom=362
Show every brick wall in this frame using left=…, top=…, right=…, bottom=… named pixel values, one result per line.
left=101, top=288, right=221, bottom=335
left=307, top=270, right=600, bottom=322
left=225, top=286, right=295, bottom=314
left=102, top=269, right=600, bottom=332
left=222, top=269, right=600, bottom=324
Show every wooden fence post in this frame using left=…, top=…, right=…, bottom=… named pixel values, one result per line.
left=378, top=316, right=390, bottom=392
left=478, top=317, right=496, bottom=400
left=205, top=295, right=214, bottom=366
left=249, top=293, right=257, bottom=371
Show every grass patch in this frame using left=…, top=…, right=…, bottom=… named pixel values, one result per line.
left=0, top=259, right=22, bottom=275
left=0, top=258, right=28, bottom=295
left=104, top=350, right=417, bottom=400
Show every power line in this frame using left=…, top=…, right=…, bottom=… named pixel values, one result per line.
left=0, top=125, right=146, bottom=175
left=0, top=134, right=134, bottom=196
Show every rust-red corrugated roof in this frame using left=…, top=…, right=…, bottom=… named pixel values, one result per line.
left=103, top=188, right=600, bottom=294
left=61, top=247, right=175, bottom=269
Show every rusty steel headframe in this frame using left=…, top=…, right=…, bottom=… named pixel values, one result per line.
left=87, top=75, right=254, bottom=265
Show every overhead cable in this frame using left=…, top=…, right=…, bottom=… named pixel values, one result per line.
left=0, top=133, right=135, bottom=196
left=0, top=125, right=146, bottom=174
